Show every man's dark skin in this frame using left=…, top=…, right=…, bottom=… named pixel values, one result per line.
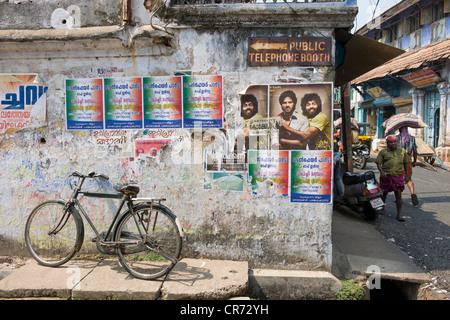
left=376, top=139, right=410, bottom=220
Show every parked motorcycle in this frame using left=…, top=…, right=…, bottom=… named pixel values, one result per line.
left=333, top=128, right=370, bottom=169
left=333, top=152, right=384, bottom=220
left=352, top=143, right=370, bottom=169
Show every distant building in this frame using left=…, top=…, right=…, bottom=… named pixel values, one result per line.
left=351, top=0, right=450, bottom=162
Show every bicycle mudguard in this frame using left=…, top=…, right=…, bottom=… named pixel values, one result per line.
left=152, top=203, right=184, bottom=238
left=56, top=199, right=85, bottom=252
left=114, top=202, right=184, bottom=237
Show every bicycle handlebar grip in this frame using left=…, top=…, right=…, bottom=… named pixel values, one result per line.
left=71, top=171, right=108, bottom=180
left=72, top=171, right=83, bottom=177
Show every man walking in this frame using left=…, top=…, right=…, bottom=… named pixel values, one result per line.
left=397, top=126, right=419, bottom=206
left=375, top=135, right=411, bottom=222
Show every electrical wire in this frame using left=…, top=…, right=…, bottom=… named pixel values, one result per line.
left=371, top=0, right=380, bottom=22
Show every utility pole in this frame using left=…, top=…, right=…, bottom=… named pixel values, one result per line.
left=340, top=83, right=353, bottom=172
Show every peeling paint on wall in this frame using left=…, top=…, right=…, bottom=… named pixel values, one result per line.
left=0, top=3, right=348, bottom=271
left=51, top=6, right=81, bottom=29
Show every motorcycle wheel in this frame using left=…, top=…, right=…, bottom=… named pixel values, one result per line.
left=362, top=203, right=381, bottom=220
left=353, top=151, right=367, bottom=169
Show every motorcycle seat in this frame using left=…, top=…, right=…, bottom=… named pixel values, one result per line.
left=342, top=171, right=375, bottom=185
left=352, top=144, right=367, bottom=150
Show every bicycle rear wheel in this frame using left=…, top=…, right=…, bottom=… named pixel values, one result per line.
left=116, top=204, right=182, bottom=280
left=25, top=200, right=81, bottom=267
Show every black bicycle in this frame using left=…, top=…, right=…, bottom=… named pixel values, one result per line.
left=24, top=171, right=183, bottom=280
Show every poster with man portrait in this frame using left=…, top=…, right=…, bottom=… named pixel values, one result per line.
left=235, top=85, right=269, bottom=153
left=269, top=83, right=333, bottom=151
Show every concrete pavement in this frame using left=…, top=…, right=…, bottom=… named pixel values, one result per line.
left=332, top=208, right=430, bottom=283
left=0, top=258, right=249, bottom=300
left=0, top=208, right=431, bottom=300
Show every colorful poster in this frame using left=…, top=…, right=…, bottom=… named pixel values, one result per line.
left=290, top=150, right=332, bottom=203
left=268, top=83, right=333, bottom=151
left=143, top=76, right=182, bottom=129
left=65, top=78, right=103, bottom=130
left=1, top=74, right=48, bottom=134
left=203, top=172, right=244, bottom=192
left=104, top=77, right=143, bottom=129
left=183, top=75, right=223, bottom=128
left=248, top=150, right=289, bottom=196
left=135, top=139, right=171, bottom=157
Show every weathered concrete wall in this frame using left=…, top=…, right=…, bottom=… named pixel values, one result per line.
left=0, top=0, right=123, bottom=30
left=0, top=1, right=357, bottom=271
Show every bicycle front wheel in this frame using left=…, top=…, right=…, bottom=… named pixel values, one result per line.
left=116, top=204, right=182, bottom=280
left=25, top=200, right=81, bottom=267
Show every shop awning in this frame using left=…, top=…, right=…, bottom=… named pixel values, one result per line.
left=352, top=37, right=450, bottom=85
left=334, top=29, right=405, bottom=87
left=358, top=97, right=393, bottom=109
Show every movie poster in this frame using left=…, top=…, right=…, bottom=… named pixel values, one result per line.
left=236, top=85, right=270, bottom=153
left=268, top=83, right=333, bottom=151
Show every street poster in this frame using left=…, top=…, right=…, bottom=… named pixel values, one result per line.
left=143, top=76, right=182, bottom=129
left=204, top=148, right=246, bottom=172
left=203, top=172, right=245, bottom=192
left=183, top=75, right=223, bottom=128
left=65, top=78, right=103, bottom=130
left=248, top=150, right=289, bottom=196
left=1, top=74, right=48, bottom=134
left=104, top=77, right=143, bottom=129
left=135, top=139, right=171, bottom=157
left=290, top=150, right=332, bottom=203
left=269, top=83, right=333, bottom=151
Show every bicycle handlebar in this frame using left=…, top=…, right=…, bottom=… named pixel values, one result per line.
left=71, top=171, right=109, bottom=180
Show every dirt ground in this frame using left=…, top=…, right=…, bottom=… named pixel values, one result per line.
left=0, top=256, right=30, bottom=271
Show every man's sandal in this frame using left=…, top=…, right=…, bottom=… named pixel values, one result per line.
left=411, top=194, right=419, bottom=206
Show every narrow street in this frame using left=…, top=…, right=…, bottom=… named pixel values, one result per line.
left=355, top=151, right=450, bottom=297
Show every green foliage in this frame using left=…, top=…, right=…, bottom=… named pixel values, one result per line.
left=136, top=252, right=168, bottom=262
left=336, top=280, right=365, bottom=300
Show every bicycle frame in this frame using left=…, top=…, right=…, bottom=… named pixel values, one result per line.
left=64, top=174, right=176, bottom=251
left=73, top=192, right=126, bottom=246
left=26, top=171, right=183, bottom=279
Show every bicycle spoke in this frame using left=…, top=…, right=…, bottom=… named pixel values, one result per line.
left=25, top=201, right=80, bottom=267
left=116, top=204, right=182, bottom=280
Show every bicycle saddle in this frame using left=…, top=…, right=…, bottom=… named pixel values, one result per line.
left=120, top=185, right=140, bottom=196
